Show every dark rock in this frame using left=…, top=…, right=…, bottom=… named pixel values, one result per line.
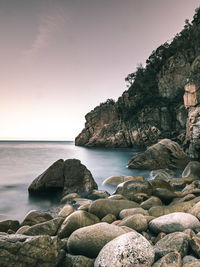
left=94, top=231, right=155, bottom=267
left=0, top=220, right=19, bottom=233
left=189, top=231, right=200, bottom=258
left=0, top=234, right=64, bottom=267
left=67, top=222, right=126, bottom=258
left=101, top=214, right=116, bottom=223
left=118, top=214, right=148, bottom=232
left=88, top=199, right=139, bottom=219
left=152, top=251, right=181, bottom=267
left=140, top=196, right=162, bottom=210
left=128, top=139, right=189, bottom=170
left=182, top=161, right=200, bottom=179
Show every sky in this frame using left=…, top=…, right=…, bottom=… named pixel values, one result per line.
left=0, top=0, right=199, bottom=141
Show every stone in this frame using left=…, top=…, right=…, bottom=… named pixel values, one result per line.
left=22, top=218, right=63, bottom=236
left=108, top=194, right=128, bottom=200
left=119, top=207, right=149, bottom=219
left=88, top=199, right=139, bottom=219
left=101, top=214, right=116, bottom=223
left=183, top=260, right=200, bottom=267
left=94, top=231, right=155, bottom=267
left=128, top=139, right=189, bottom=169
left=0, top=234, right=64, bottom=267
left=15, top=225, right=30, bottom=234
left=182, top=161, right=200, bottom=179
left=0, top=220, right=19, bottom=232
left=78, top=203, right=90, bottom=211
left=67, top=222, right=126, bottom=258
left=28, top=159, right=98, bottom=196
left=152, top=188, right=177, bottom=204
left=57, top=210, right=100, bottom=238
left=61, top=193, right=80, bottom=204
left=189, top=231, right=200, bottom=257
left=61, top=254, right=95, bottom=267
left=149, top=212, right=200, bottom=234
left=154, top=232, right=189, bottom=259
left=87, top=189, right=110, bottom=200
left=28, top=159, right=65, bottom=194
left=21, top=210, right=53, bottom=226
left=140, top=196, right=162, bottom=210
left=170, top=177, right=196, bottom=190
left=103, top=175, right=145, bottom=186
left=131, top=193, right=149, bottom=203
left=182, top=180, right=200, bottom=194
left=182, top=255, right=198, bottom=266
left=189, top=201, right=200, bottom=219
left=114, top=180, right=153, bottom=200
left=184, top=83, right=200, bottom=108
left=118, top=214, right=148, bottom=232
left=58, top=204, right=74, bottom=218
left=152, top=251, right=181, bottom=267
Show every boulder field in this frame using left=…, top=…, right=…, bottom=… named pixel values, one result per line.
left=2, top=159, right=200, bottom=266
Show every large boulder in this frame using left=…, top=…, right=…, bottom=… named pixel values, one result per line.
left=88, top=199, right=139, bottom=219
left=67, top=222, right=127, bottom=258
left=94, top=231, right=155, bottom=267
left=57, top=210, right=100, bottom=238
left=0, top=234, right=64, bottom=267
left=128, top=139, right=189, bottom=169
left=28, top=159, right=98, bottom=196
left=21, top=210, right=53, bottom=226
left=149, top=212, right=200, bottom=234
left=114, top=180, right=153, bottom=200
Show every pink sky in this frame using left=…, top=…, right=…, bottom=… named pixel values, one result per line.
left=0, top=0, right=199, bottom=140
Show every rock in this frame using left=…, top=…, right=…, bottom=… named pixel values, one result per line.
left=67, top=222, right=126, bottom=258
left=154, top=232, right=189, bottom=259
left=170, top=177, right=196, bottom=190
left=119, top=207, right=149, bottom=219
left=182, top=180, right=200, bottom=194
left=128, top=139, right=189, bottom=169
left=61, top=193, right=80, bottom=204
left=150, top=179, right=174, bottom=192
left=152, top=188, right=177, bottom=204
left=0, top=234, right=64, bottom=266
left=184, top=83, right=200, bottom=108
left=22, top=218, right=63, bottom=236
left=189, top=201, right=200, bottom=219
left=94, top=231, right=155, bottom=267
left=58, top=204, right=74, bottom=218
left=21, top=210, right=53, bottom=226
left=0, top=220, right=19, bottom=232
left=114, top=180, right=153, bottom=200
left=131, top=193, right=149, bottom=203
left=140, top=196, right=162, bottom=210
left=152, top=251, right=181, bottom=267
left=189, top=231, right=200, bottom=257
left=103, top=175, right=145, bottom=186
left=16, top=225, right=30, bottom=234
left=118, top=214, right=148, bottom=232
left=57, top=210, right=100, bottom=238
left=183, top=260, right=200, bottom=267
left=63, top=159, right=98, bottom=195
left=78, top=203, right=90, bottom=211
left=101, top=214, right=116, bottom=223
left=108, top=194, right=128, bottom=200
left=72, top=198, right=92, bottom=207
left=149, top=212, right=200, bottom=234
left=182, top=255, right=198, bottom=266
left=28, top=159, right=98, bottom=196
left=87, top=189, right=110, bottom=200
left=182, top=161, right=200, bottom=179
left=61, top=254, right=95, bottom=267
left=88, top=199, right=139, bottom=219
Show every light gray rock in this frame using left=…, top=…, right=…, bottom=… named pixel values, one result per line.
left=149, top=212, right=200, bottom=234
left=0, top=234, right=64, bottom=267
left=154, top=232, right=189, bottom=259
left=67, top=222, right=126, bottom=258
left=88, top=199, right=139, bottom=219
left=58, top=210, right=100, bottom=238
left=182, top=255, right=198, bottom=265
left=94, top=231, right=155, bottom=267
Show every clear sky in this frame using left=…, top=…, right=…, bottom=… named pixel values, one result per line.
left=0, top=0, right=199, bottom=140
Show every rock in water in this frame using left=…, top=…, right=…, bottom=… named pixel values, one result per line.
left=128, top=139, right=189, bottom=170
left=28, top=158, right=98, bottom=196
left=0, top=234, right=64, bottom=267
left=94, top=231, right=155, bottom=267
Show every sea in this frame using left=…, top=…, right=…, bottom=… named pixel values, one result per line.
left=0, top=141, right=150, bottom=222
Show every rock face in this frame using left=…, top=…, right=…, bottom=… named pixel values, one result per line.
left=0, top=234, right=63, bottom=267
left=128, top=139, right=189, bottom=169
left=94, top=231, right=155, bottom=267
left=28, top=159, right=98, bottom=196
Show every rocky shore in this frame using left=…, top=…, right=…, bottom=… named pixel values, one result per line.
left=1, top=154, right=200, bottom=266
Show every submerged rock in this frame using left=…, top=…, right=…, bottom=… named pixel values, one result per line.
left=128, top=139, right=189, bottom=170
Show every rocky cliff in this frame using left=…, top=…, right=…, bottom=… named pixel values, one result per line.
left=75, top=8, right=200, bottom=156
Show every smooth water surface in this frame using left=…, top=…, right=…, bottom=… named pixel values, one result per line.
left=0, top=141, right=149, bottom=221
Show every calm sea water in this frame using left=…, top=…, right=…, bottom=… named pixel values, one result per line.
left=0, top=141, right=149, bottom=222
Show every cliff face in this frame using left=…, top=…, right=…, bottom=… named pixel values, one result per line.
left=75, top=8, right=200, bottom=154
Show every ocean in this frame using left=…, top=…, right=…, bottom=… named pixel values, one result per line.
left=0, top=141, right=149, bottom=222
